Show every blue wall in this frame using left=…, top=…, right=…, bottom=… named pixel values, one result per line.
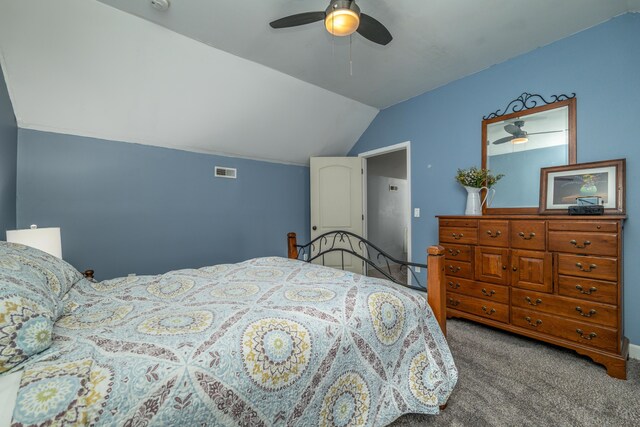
left=349, top=14, right=640, bottom=344
left=16, top=129, right=309, bottom=279
left=0, top=65, right=17, bottom=240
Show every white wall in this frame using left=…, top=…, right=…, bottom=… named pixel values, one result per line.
left=367, top=150, right=407, bottom=179
left=367, top=175, right=408, bottom=263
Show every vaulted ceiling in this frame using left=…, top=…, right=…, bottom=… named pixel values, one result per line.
left=98, top=0, right=640, bottom=108
left=0, top=0, right=377, bottom=165
left=1, top=0, right=638, bottom=165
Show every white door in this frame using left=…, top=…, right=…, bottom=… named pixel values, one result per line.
left=310, top=157, right=364, bottom=274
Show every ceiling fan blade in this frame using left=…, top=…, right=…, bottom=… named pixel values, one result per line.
left=492, top=136, right=513, bottom=145
left=269, top=11, right=325, bottom=29
left=357, top=13, right=392, bottom=45
left=526, top=130, right=565, bottom=136
left=504, top=123, right=520, bottom=134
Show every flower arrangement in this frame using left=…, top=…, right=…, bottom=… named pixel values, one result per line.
left=455, top=167, right=504, bottom=188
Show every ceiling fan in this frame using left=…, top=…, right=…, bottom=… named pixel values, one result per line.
left=269, top=0, right=393, bottom=46
left=491, top=120, right=563, bottom=145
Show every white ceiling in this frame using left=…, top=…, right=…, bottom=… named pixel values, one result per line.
left=1, top=1, right=639, bottom=165
left=98, top=0, right=640, bottom=109
left=0, top=0, right=377, bottom=165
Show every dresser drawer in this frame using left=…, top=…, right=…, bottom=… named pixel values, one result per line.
left=548, top=221, right=619, bottom=233
left=440, top=218, right=478, bottom=228
left=478, top=220, right=510, bottom=247
left=440, top=227, right=478, bottom=244
left=512, top=307, right=618, bottom=352
left=510, top=220, right=546, bottom=251
left=558, top=275, right=617, bottom=305
left=511, top=288, right=617, bottom=328
left=557, top=254, right=617, bottom=281
left=549, top=231, right=617, bottom=256
left=445, top=276, right=509, bottom=304
left=447, top=293, right=509, bottom=323
left=442, top=243, right=473, bottom=262
left=444, top=260, right=473, bottom=279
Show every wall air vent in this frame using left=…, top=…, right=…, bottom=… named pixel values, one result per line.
left=214, top=166, right=237, bottom=179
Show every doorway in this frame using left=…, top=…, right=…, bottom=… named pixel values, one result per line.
left=359, top=142, right=411, bottom=284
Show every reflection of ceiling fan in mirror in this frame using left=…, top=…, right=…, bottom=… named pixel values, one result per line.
left=491, top=120, right=564, bottom=145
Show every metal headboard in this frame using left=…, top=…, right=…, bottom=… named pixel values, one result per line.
left=289, top=230, right=426, bottom=291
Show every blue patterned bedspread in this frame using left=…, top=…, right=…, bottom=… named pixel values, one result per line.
left=11, top=257, right=457, bottom=426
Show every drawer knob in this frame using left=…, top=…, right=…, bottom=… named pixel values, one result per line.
left=481, top=306, right=497, bottom=315
left=448, top=298, right=460, bottom=307
left=481, top=288, right=495, bottom=297
left=512, top=266, right=518, bottom=271
left=486, top=230, right=501, bottom=238
left=525, top=316, right=542, bottom=327
left=570, top=239, right=592, bottom=249
left=575, top=285, right=597, bottom=295
left=575, top=307, right=597, bottom=317
left=525, top=296, right=542, bottom=306
left=575, top=262, right=597, bottom=272
left=448, top=248, right=461, bottom=256
left=448, top=265, right=462, bottom=273
left=576, top=329, right=597, bottom=340
left=448, top=281, right=460, bottom=289
left=451, top=233, right=463, bottom=240
left=502, top=265, right=507, bottom=270
left=518, top=231, right=536, bottom=240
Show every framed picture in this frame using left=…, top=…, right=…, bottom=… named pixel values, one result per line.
left=539, top=159, right=626, bottom=215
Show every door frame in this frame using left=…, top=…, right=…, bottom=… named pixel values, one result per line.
left=358, top=141, right=412, bottom=274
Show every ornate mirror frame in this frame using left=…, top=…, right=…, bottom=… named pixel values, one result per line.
left=481, top=93, right=577, bottom=214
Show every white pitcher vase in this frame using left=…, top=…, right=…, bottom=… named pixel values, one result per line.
left=464, top=186, right=495, bottom=216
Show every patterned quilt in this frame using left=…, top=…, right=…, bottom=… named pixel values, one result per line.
left=10, top=257, right=457, bottom=426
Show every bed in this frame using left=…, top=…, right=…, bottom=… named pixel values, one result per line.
left=0, top=236, right=457, bottom=426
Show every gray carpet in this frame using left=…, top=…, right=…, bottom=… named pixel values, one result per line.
left=391, top=318, right=640, bottom=426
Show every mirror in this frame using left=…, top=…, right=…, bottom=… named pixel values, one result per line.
left=482, top=95, right=576, bottom=214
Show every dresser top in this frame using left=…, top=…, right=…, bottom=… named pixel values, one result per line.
left=437, top=214, right=626, bottom=220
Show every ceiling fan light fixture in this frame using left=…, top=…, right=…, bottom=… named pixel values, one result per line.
left=511, top=136, right=528, bottom=144
left=325, top=1, right=361, bottom=36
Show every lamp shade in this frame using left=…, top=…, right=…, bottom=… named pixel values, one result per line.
left=324, top=0, right=361, bottom=37
left=6, top=226, right=62, bottom=259
left=325, top=9, right=360, bottom=36
left=511, top=136, right=528, bottom=144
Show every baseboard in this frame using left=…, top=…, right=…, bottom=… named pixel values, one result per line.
left=629, top=343, right=640, bottom=360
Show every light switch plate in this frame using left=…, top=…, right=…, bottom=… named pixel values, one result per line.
left=414, top=208, right=420, bottom=218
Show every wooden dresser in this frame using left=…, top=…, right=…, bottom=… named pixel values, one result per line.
left=438, top=215, right=628, bottom=379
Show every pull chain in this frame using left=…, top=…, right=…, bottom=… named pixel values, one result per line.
left=349, top=34, right=353, bottom=76
left=331, top=12, right=335, bottom=58
left=328, top=7, right=354, bottom=76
